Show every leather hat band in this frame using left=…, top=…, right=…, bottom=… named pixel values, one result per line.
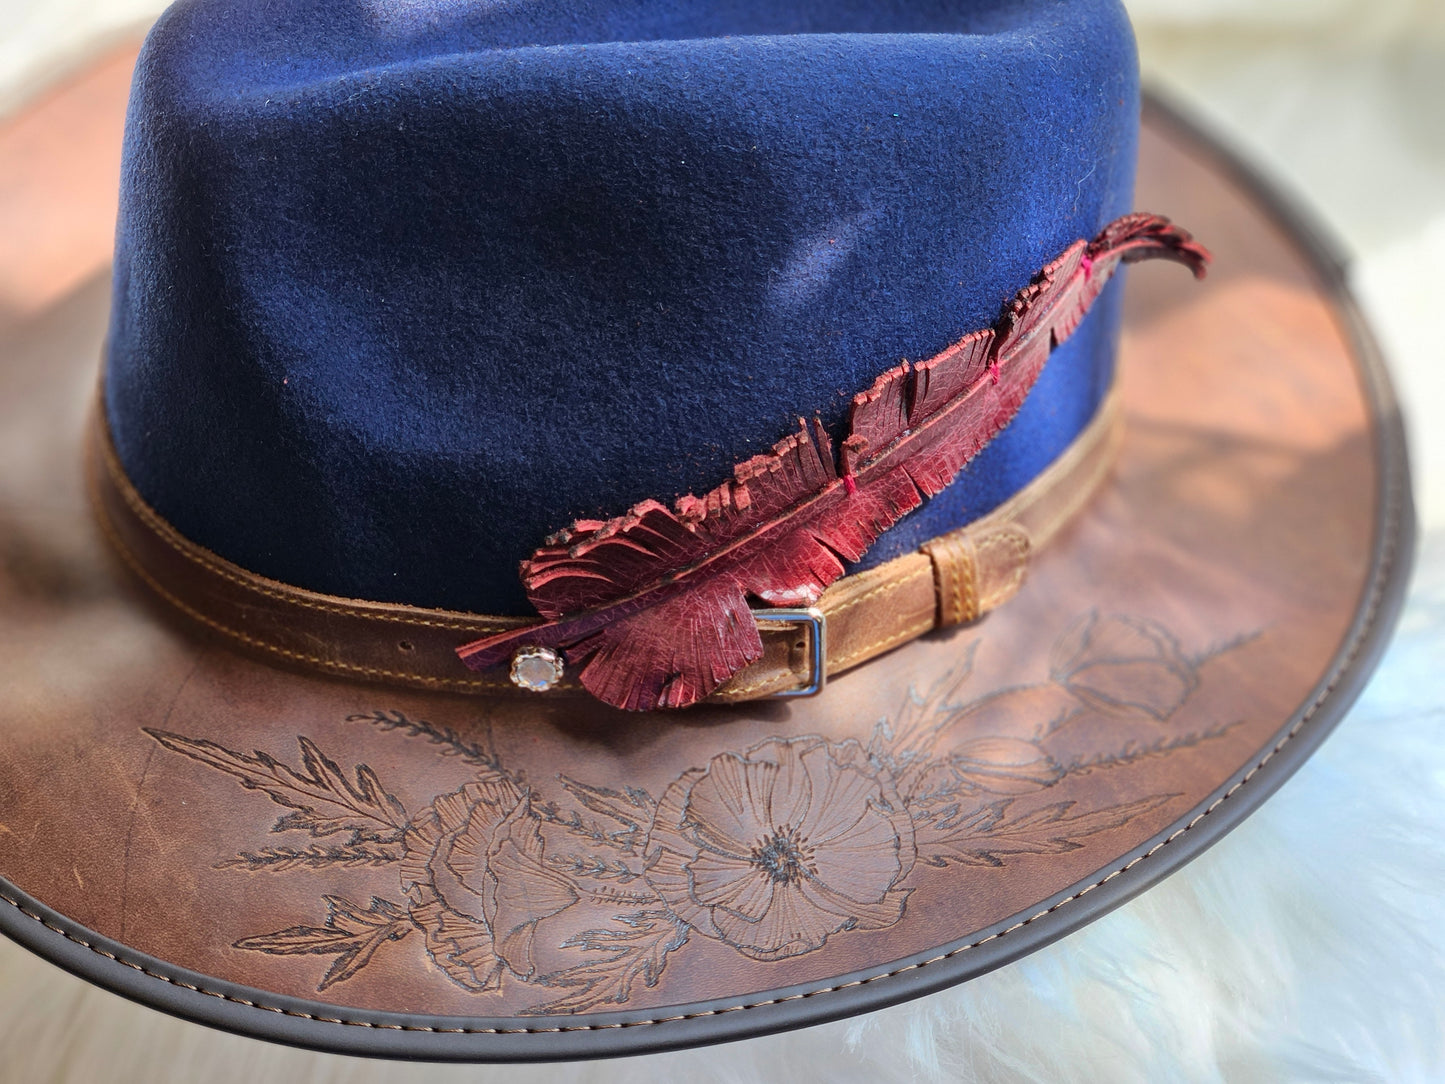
left=89, top=389, right=1120, bottom=703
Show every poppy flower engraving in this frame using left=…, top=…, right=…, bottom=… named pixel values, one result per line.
left=644, top=738, right=915, bottom=961
left=1051, top=613, right=1200, bottom=719
left=402, top=780, right=579, bottom=990
left=146, top=611, right=1248, bottom=1013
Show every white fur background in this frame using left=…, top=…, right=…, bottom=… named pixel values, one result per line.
left=0, top=1, right=1442, bottom=1080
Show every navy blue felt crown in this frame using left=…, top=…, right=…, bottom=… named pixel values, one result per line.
left=104, top=0, right=1139, bottom=617
left=91, top=0, right=1216, bottom=712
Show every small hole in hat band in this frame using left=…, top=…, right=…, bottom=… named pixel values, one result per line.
left=398, top=640, right=415, bottom=653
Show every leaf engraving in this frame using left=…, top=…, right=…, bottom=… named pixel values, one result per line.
left=215, top=843, right=404, bottom=872
left=523, top=911, right=688, bottom=1015
left=546, top=852, right=644, bottom=885
left=235, top=895, right=412, bottom=991
left=917, top=794, right=1178, bottom=868
left=145, top=729, right=408, bottom=843
left=145, top=731, right=410, bottom=849
left=347, top=709, right=511, bottom=780
left=553, top=776, right=653, bottom=853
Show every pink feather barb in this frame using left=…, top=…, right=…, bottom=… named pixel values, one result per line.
left=458, top=213, right=1210, bottom=710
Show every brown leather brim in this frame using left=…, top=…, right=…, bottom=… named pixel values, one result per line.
left=0, top=88, right=1413, bottom=1061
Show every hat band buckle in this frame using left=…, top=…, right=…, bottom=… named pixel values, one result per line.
left=752, top=607, right=828, bottom=698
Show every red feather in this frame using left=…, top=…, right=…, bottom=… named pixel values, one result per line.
left=458, top=213, right=1209, bottom=710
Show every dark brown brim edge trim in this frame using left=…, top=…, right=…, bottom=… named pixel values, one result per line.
left=0, top=91, right=1417, bottom=1063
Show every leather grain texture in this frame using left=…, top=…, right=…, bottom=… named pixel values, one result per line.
left=0, top=93, right=1413, bottom=1060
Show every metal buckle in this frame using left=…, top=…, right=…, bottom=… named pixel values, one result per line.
left=752, top=607, right=828, bottom=698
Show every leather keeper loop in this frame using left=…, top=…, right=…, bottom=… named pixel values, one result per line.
left=922, top=524, right=1032, bottom=628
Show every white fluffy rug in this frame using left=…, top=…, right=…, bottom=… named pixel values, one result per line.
left=1, top=2, right=1444, bottom=1080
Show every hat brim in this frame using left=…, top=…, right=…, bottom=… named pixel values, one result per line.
left=0, top=92, right=1413, bottom=1062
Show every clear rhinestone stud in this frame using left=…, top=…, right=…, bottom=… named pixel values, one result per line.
left=510, top=646, right=564, bottom=693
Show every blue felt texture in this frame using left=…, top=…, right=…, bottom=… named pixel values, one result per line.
left=104, top=0, right=1139, bottom=615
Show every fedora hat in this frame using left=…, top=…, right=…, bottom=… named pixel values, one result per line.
left=0, top=0, right=1412, bottom=1062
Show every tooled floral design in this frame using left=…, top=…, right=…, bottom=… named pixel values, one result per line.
left=147, top=612, right=1248, bottom=1012
left=644, top=737, right=914, bottom=961
left=401, top=780, right=579, bottom=990
left=1051, top=612, right=1200, bottom=719
left=938, top=736, right=1068, bottom=795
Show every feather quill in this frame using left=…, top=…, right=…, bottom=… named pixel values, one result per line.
left=458, top=213, right=1209, bottom=710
